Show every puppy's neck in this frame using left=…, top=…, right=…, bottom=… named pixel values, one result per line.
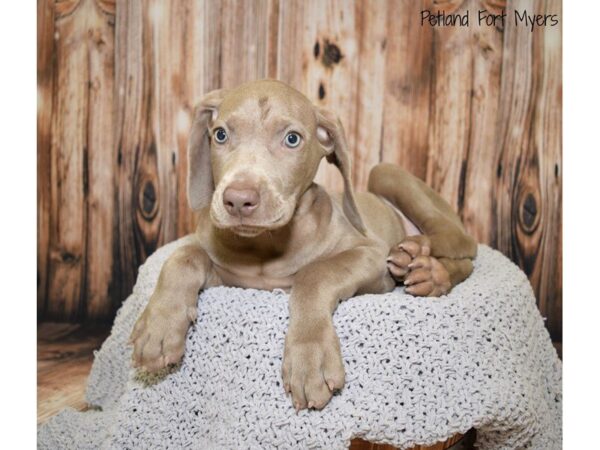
left=294, top=183, right=320, bottom=216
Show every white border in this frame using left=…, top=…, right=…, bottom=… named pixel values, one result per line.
left=0, top=1, right=595, bottom=447
left=564, top=0, right=600, bottom=447
left=0, top=1, right=37, bottom=448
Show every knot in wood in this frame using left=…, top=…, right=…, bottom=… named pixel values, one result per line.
left=519, top=192, right=540, bottom=234
left=318, top=82, right=326, bottom=100
left=138, top=179, right=158, bottom=221
left=313, top=41, right=320, bottom=59
left=322, top=40, right=343, bottom=67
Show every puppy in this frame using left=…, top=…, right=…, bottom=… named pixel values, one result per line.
left=130, top=80, right=477, bottom=411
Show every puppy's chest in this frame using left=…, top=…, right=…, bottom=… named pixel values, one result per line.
left=212, top=257, right=296, bottom=292
left=201, top=225, right=339, bottom=292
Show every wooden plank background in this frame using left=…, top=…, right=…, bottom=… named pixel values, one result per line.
left=37, top=0, right=562, bottom=342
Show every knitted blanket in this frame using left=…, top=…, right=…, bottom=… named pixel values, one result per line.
left=38, top=237, right=562, bottom=449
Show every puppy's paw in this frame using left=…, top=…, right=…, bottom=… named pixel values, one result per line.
left=129, top=299, right=196, bottom=372
left=281, top=323, right=345, bottom=411
left=404, top=255, right=451, bottom=297
left=387, top=235, right=432, bottom=281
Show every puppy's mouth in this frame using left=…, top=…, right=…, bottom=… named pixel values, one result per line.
left=230, top=225, right=271, bottom=237
left=211, top=214, right=287, bottom=237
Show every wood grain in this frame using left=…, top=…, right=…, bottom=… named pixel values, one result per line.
left=492, top=0, right=562, bottom=341
left=426, top=0, right=473, bottom=212
left=517, top=0, right=562, bottom=341
left=535, top=0, right=561, bottom=342
left=113, top=0, right=148, bottom=307
left=460, top=0, right=505, bottom=243
left=47, top=0, right=90, bottom=320
left=37, top=0, right=55, bottom=318
left=84, top=0, right=116, bottom=320
left=37, top=322, right=110, bottom=424
left=351, top=0, right=388, bottom=190
left=38, top=0, right=563, bottom=343
left=381, top=0, right=434, bottom=180
left=220, top=0, right=273, bottom=87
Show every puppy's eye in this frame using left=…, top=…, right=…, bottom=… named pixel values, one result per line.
left=213, top=127, right=228, bottom=144
left=284, top=132, right=302, bottom=148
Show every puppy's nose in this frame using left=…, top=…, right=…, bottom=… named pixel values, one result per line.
left=222, top=187, right=260, bottom=217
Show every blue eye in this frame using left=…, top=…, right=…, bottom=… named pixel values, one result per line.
left=284, top=132, right=301, bottom=148
left=213, top=127, right=228, bottom=144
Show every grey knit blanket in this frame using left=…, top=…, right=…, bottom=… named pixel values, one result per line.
left=38, top=237, right=562, bottom=449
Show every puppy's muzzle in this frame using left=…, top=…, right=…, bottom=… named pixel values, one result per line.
left=222, top=184, right=260, bottom=218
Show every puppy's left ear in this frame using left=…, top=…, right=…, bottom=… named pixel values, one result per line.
left=187, top=89, right=228, bottom=211
left=315, top=108, right=366, bottom=235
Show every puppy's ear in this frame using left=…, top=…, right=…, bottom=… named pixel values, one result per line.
left=187, top=89, right=228, bottom=211
left=315, top=107, right=366, bottom=235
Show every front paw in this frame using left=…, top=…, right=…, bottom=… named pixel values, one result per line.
left=281, top=323, right=345, bottom=411
left=129, top=297, right=197, bottom=372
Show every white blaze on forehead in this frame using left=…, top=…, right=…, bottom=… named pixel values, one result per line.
left=229, top=96, right=264, bottom=121
left=221, top=94, right=294, bottom=128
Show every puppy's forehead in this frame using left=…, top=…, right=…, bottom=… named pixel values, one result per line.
left=218, top=81, right=316, bottom=127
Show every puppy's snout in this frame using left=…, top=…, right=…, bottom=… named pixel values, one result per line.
left=222, top=186, right=260, bottom=217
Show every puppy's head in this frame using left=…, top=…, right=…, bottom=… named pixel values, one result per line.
left=187, top=80, right=365, bottom=237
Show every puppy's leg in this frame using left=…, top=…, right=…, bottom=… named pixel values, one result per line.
left=130, top=241, right=220, bottom=372
left=282, top=245, right=393, bottom=411
left=369, top=163, right=477, bottom=296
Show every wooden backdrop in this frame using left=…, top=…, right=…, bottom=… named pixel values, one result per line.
left=37, top=0, right=562, bottom=342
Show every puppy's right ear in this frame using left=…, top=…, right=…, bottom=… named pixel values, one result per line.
left=187, top=89, right=228, bottom=211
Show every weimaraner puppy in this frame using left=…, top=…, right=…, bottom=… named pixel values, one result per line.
left=130, top=80, right=477, bottom=411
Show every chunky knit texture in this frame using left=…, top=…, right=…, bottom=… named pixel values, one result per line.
left=38, top=237, right=562, bottom=449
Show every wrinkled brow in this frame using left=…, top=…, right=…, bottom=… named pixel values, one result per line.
left=269, top=117, right=310, bottom=137
left=222, top=112, right=310, bottom=137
